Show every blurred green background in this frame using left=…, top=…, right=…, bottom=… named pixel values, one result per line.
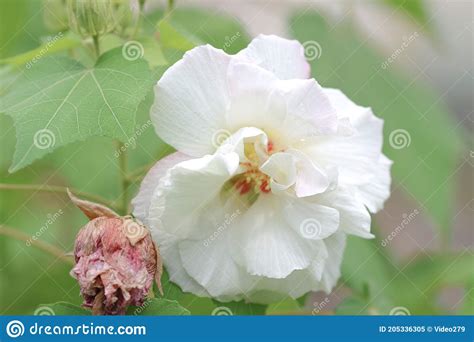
left=0, top=0, right=472, bottom=315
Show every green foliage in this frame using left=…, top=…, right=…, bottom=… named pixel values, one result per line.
left=127, top=298, right=190, bottom=316
left=290, top=12, right=463, bottom=239
left=1, top=48, right=153, bottom=172
left=36, top=302, right=90, bottom=315
left=213, top=300, right=267, bottom=315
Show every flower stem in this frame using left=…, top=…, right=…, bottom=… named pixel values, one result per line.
left=0, top=225, right=73, bottom=265
left=0, top=183, right=116, bottom=209
left=116, top=141, right=130, bottom=215
left=92, top=34, right=100, bottom=58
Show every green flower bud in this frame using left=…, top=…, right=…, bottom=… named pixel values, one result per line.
left=67, top=0, right=117, bottom=37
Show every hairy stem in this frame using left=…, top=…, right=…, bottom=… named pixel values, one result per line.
left=0, top=225, right=73, bottom=265
left=0, top=183, right=116, bottom=209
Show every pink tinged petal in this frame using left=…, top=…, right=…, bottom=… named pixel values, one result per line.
left=132, top=152, right=190, bottom=224
left=307, top=88, right=387, bottom=186
left=277, top=79, right=339, bottom=139
left=151, top=45, right=232, bottom=157
left=237, top=34, right=310, bottom=80
left=288, top=149, right=332, bottom=197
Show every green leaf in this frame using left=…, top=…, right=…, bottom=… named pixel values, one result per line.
left=0, top=32, right=81, bottom=66
left=290, top=12, right=463, bottom=238
left=390, top=253, right=474, bottom=312
left=335, top=296, right=371, bottom=315
left=139, top=36, right=168, bottom=67
left=157, top=18, right=200, bottom=52
left=1, top=47, right=154, bottom=172
left=341, top=236, right=397, bottom=311
left=212, top=300, right=266, bottom=315
left=127, top=298, right=190, bottom=315
left=36, top=302, right=91, bottom=315
left=266, top=298, right=303, bottom=315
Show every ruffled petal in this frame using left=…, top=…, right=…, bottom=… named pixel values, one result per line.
left=237, top=34, right=310, bottom=80
left=230, top=196, right=318, bottom=279
left=357, top=155, right=393, bottom=212
left=315, top=187, right=373, bottom=239
left=147, top=151, right=240, bottom=239
left=132, top=152, right=190, bottom=224
left=151, top=45, right=232, bottom=157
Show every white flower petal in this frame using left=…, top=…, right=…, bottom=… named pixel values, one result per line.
left=179, top=230, right=255, bottom=301
left=357, top=155, right=393, bottom=212
left=159, top=236, right=210, bottom=297
left=319, top=231, right=346, bottom=293
left=230, top=196, right=317, bottom=279
left=304, top=88, right=386, bottom=186
left=237, top=34, right=310, bottom=80
left=132, top=152, right=190, bottom=224
left=315, top=187, right=373, bottom=239
left=151, top=45, right=232, bottom=157
left=283, top=198, right=340, bottom=240
left=260, top=152, right=297, bottom=191
left=148, top=151, right=239, bottom=239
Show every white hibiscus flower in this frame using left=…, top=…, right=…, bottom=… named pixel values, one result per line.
left=132, top=34, right=392, bottom=304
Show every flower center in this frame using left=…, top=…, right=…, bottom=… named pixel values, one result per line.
left=231, top=140, right=274, bottom=196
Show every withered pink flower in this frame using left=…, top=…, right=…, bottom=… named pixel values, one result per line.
left=68, top=190, right=162, bottom=315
